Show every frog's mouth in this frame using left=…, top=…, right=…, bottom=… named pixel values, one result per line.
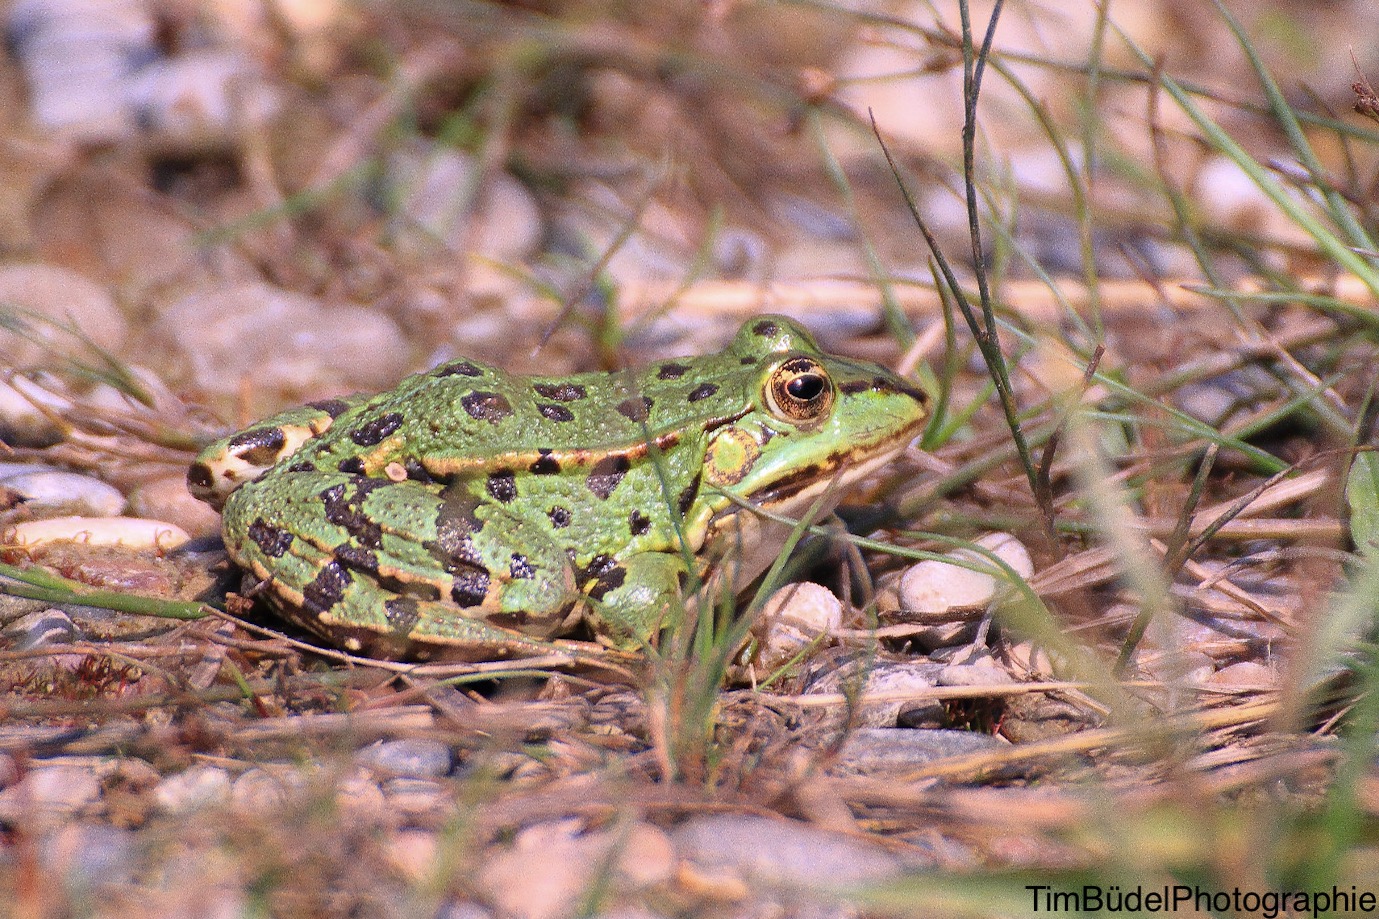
left=742, top=426, right=921, bottom=518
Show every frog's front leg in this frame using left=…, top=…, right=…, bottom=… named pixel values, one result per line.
left=221, top=469, right=582, bottom=657
left=584, top=551, right=690, bottom=650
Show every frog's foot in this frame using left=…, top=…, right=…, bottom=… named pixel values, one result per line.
left=221, top=470, right=582, bottom=657
left=584, top=550, right=689, bottom=651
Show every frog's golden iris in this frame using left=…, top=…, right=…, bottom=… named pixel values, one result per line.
left=190, top=315, right=928, bottom=660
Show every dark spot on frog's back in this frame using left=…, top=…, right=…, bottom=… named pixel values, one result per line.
left=462, top=391, right=514, bottom=423
left=303, top=560, right=351, bottom=615
left=687, top=383, right=719, bottom=403
left=753, top=319, right=780, bottom=336
left=350, top=412, right=404, bottom=446
left=677, top=471, right=702, bottom=516
left=451, top=569, right=491, bottom=608
left=320, top=482, right=384, bottom=548
left=227, top=426, right=286, bottom=465
left=548, top=505, right=571, bottom=528
left=537, top=404, right=575, bottom=422
left=582, top=554, right=627, bottom=600
left=306, top=398, right=351, bottom=418
left=629, top=509, right=650, bottom=537
left=334, top=544, right=380, bottom=574
left=435, top=361, right=483, bottom=378
left=247, top=519, right=293, bottom=557
left=657, top=362, right=689, bottom=380
left=587, top=455, right=630, bottom=500
left=338, top=457, right=365, bottom=474
left=487, top=470, right=518, bottom=503
left=509, top=553, right=534, bottom=580
left=533, top=382, right=587, bottom=402
left=384, top=597, right=421, bottom=634
left=616, top=396, right=653, bottom=422
left=530, top=449, right=561, bottom=475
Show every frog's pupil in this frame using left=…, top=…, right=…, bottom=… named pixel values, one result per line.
left=787, top=375, right=825, bottom=401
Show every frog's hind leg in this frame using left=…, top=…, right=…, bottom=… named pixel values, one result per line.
left=221, top=470, right=581, bottom=658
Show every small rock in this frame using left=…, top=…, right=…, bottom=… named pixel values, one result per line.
left=357, top=738, right=453, bottom=779
left=805, top=658, right=945, bottom=728
left=231, top=768, right=303, bottom=813
left=334, top=768, right=387, bottom=823
left=388, top=147, right=543, bottom=264
left=898, top=533, right=1034, bottom=620
left=749, top=582, right=842, bottom=676
left=41, top=822, right=139, bottom=889
left=1205, top=661, right=1277, bottom=689
left=125, top=475, right=223, bottom=538
left=0, top=764, right=102, bottom=820
left=479, top=822, right=675, bottom=919
left=153, top=765, right=231, bottom=814
left=0, top=378, right=67, bottom=446
left=3, top=515, right=190, bottom=550
left=672, top=815, right=904, bottom=892
left=0, top=470, right=125, bottom=517
left=0, top=263, right=127, bottom=366
left=158, top=282, right=411, bottom=405
left=830, top=727, right=1007, bottom=776
left=382, top=777, right=449, bottom=816
left=1, top=608, right=77, bottom=650
left=386, top=828, right=439, bottom=884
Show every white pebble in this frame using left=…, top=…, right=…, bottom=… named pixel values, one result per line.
left=751, top=582, right=842, bottom=673
left=0, top=263, right=127, bottom=367
left=153, top=765, right=231, bottom=814
left=159, top=282, right=410, bottom=398
left=4, top=515, right=190, bottom=549
left=2, top=470, right=125, bottom=517
left=125, top=475, right=222, bottom=537
left=899, top=533, right=1033, bottom=618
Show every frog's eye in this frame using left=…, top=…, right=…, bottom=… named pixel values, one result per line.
left=765, top=357, right=834, bottom=423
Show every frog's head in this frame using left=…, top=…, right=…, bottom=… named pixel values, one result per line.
left=703, top=315, right=928, bottom=517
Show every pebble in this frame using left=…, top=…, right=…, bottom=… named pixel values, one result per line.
left=157, top=282, right=411, bottom=404
left=41, top=822, right=139, bottom=889
left=357, top=738, right=453, bottom=779
left=478, top=821, right=675, bottom=919
left=125, top=474, right=223, bottom=538
left=7, top=0, right=155, bottom=142
left=388, top=147, right=543, bottom=265
left=805, top=658, right=945, bottom=728
left=381, top=777, right=450, bottom=816
left=672, top=814, right=904, bottom=892
left=0, top=376, right=70, bottom=447
left=898, top=533, right=1033, bottom=620
left=334, top=767, right=387, bottom=823
left=1, top=607, right=77, bottom=650
left=231, top=768, right=304, bottom=813
left=385, top=828, right=439, bottom=884
left=153, top=765, right=231, bottom=814
left=1204, top=661, right=1277, bottom=689
left=0, top=470, right=125, bottom=517
left=830, top=728, right=1007, bottom=777
left=749, top=582, right=842, bottom=676
left=0, top=764, right=102, bottom=821
left=123, top=49, right=277, bottom=147
left=0, top=263, right=127, bottom=367
left=3, top=515, right=190, bottom=550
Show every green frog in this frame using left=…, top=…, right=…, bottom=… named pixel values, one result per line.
left=188, top=315, right=927, bottom=659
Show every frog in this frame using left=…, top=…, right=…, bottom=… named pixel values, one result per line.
left=187, top=315, right=928, bottom=660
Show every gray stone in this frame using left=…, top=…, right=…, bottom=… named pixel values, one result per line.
left=357, top=738, right=453, bottom=778
left=672, top=814, right=903, bottom=893
left=830, top=728, right=1007, bottom=776
left=2, top=608, right=77, bottom=650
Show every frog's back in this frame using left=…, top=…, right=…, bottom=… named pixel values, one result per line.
left=306, top=356, right=760, bottom=477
